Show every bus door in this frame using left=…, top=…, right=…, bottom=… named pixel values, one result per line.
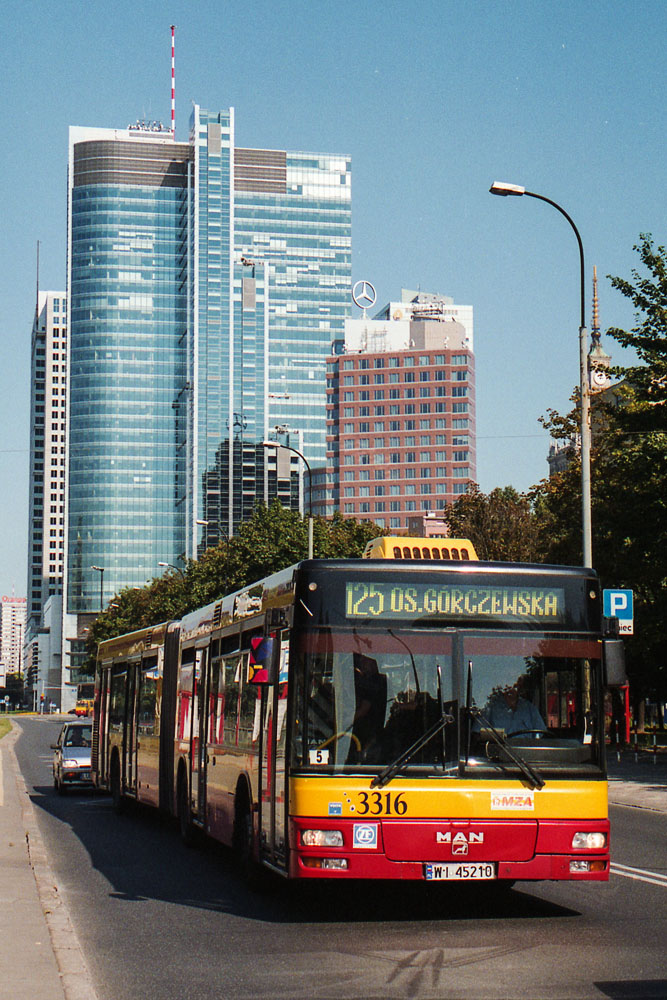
left=124, top=661, right=139, bottom=794
left=95, top=667, right=111, bottom=784
left=259, top=631, right=289, bottom=869
left=190, top=646, right=209, bottom=824
left=135, top=655, right=160, bottom=806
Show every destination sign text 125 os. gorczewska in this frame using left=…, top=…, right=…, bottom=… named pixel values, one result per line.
left=344, top=581, right=566, bottom=623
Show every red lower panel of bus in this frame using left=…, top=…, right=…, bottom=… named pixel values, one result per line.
left=288, top=817, right=610, bottom=881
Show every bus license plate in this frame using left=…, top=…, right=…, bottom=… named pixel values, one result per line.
left=424, top=862, right=496, bottom=881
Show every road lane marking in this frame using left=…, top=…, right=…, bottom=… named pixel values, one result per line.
left=611, top=862, right=667, bottom=887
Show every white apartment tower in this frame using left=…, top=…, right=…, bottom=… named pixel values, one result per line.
left=24, top=291, right=67, bottom=708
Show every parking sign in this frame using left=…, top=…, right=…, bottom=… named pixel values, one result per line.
left=603, top=589, right=634, bottom=635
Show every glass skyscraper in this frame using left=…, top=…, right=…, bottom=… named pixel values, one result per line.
left=65, top=110, right=351, bottom=623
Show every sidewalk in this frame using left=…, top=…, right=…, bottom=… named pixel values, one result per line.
left=0, top=723, right=97, bottom=1000
left=607, top=746, right=667, bottom=813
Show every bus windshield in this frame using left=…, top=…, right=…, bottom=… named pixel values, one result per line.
left=464, top=634, right=603, bottom=775
left=293, top=629, right=603, bottom=777
left=294, top=629, right=455, bottom=771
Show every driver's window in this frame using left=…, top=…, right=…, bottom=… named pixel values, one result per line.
left=471, top=655, right=546, bottom=738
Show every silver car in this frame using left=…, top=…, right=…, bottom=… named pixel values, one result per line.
left=52, top=722, right=93, bottom=794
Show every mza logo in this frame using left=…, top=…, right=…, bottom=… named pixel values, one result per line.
left=436, top=830, right=484, bottom=855
left=353, top=823, right=378, bottom=849
left=491, top=790, right=535, bottom=811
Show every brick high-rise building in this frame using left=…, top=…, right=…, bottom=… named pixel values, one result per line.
left=317, top=290, right=476, bottom=530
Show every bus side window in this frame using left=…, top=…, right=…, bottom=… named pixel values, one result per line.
left=412, top=546, right=421, bottom=559
left=178, top=649, right=195, bottom=740
left=109, top=663, right=127, bottom=732
left=393, top=546, right=402, bottom=558
left=139, top=656, right=159, bottom=737
left=403, top=546, right=411, bottom=559
left=238, top=650, right=259, bottom=750
left=451, top=548, right=460, bottom=560
left=223, top=654, right=241, bottom=749
left=209, top=657, right=222, bottom=744
left=432, top=548, right=441, bottom=560
left=422, top=547, right=431, bottom=559
left=442, top=547, right=450, bottom=559
left=461, top=549, right=470, bottom=560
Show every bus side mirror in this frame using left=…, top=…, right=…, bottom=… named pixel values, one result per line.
left=604, top=639, right=627, bottom=686
left=247, top=635, right=277, bottom=685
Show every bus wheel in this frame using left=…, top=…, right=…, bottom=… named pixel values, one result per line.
left=110, top=755, right=125, bottom=815
left=177, top=772, right=196, bottom=847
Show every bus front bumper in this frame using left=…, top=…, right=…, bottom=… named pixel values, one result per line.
left=288, top=817, right=610, bottom=881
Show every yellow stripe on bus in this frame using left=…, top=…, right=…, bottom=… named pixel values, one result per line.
left=290, top=777, right=608, bottom=820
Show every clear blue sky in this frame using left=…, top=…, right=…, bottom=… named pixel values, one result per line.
left=1, top=0, right=665, bottom=597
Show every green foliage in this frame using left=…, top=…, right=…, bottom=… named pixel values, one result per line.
left=86, top=503, right=386, bottom=658
left=444, top=484, right=541, bottom=563
left=607, top=234, right=667, bottom=432
left=532, top=235, right=667, bottom=701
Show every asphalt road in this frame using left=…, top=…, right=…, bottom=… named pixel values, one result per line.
left=15, top=716, right=667, bottom=1000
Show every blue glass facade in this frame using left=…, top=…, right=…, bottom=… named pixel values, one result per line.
left=193, top=107, right=352, bottom=547
left=66, top=112, right=351, bottom=609
left=67, top=134, right=190, bottom=610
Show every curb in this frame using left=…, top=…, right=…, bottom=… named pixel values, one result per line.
left=6, top=725, right=99, bottom=1000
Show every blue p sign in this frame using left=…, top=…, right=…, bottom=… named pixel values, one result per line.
left=603, top=589, right=634, bottom=634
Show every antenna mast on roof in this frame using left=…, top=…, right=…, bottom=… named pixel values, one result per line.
left=35, top=241, right=40, bottom=323
left=170, top=25, right=176, bottom=138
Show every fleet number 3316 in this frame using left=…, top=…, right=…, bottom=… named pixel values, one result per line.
left=356, top=791, right=408, bottom=815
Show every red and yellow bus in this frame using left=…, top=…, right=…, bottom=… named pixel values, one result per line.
left=93, top=545, right=625, bottom=885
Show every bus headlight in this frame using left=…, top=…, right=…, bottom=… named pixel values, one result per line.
left=571, top=832, right=607, bottom=850
left=301, top=829, right=344, bottom=847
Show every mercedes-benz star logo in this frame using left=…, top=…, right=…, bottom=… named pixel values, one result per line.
left=352, top=279, right=377, bottom=311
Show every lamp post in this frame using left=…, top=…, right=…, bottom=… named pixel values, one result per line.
left=262, top=440, right=314, bottom=559
left=158, top=561, right=184, bottom=578
left=90, top=565, right=105, bottom=612
left=489, top=181, right=592, bottom=568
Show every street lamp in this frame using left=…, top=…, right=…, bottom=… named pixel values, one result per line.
left=489, top=181, right=592, bottom=568
left=262, top=440, right=314, bottom=559
left=158, top=561, right=184, bottom=578
left=90, top=565, right=104, bottom=612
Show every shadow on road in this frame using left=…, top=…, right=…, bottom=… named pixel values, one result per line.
left=28, top=782, right=580, bottom=925
left=595, top=981, right=667, bottom=999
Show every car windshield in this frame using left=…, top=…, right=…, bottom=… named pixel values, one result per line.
left=64, top=725, right=91, bottom=748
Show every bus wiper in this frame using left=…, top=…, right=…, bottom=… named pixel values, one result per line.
left=370, top=709, right=455, bottom=789
left=469, top=707, right=546, bottom=791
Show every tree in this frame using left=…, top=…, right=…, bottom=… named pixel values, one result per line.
left=531, top=235, right=667, bottom=708
left=607, top=234, right=667, bottom=432
left=443, top=485, right=540, bottom=563
left=86, top=505, right=386, bottom=658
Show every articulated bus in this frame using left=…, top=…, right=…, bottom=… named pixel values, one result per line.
left=93, top=545, right=625, bottom=885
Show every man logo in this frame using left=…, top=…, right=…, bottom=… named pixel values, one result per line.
left=436, top=831, right=484, bottom=855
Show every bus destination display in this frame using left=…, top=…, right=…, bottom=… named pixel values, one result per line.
left=345, top=581, right=566, bottom=624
